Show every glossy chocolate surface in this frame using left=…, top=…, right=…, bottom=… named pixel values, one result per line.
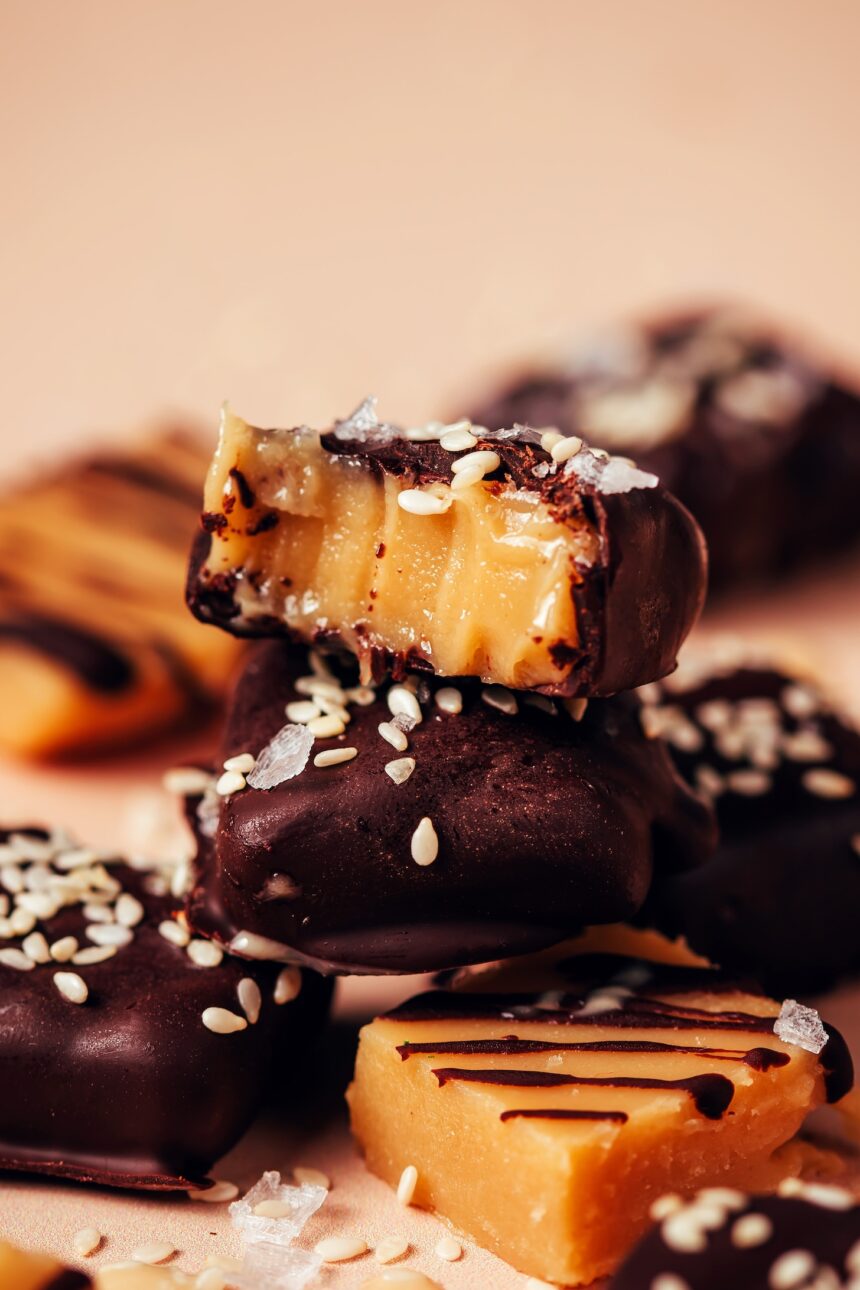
left=185, top=644, right=715, bottom=974
left=467, top=309, right=860, bottom=589
left=0, top=827, right=331, bottom=1190
left=612, top=1189, right=860, bottom=1289
left=640, top=666, right=860, bottom=993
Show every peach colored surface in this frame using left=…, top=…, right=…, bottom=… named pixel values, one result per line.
left=2, top=2, right=860, bottom=1286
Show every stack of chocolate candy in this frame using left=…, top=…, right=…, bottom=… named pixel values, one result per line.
left=181, top=400, right=855, bottom=1285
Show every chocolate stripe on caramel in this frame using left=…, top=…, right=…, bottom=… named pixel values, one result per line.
left=431, top=1068, right=736, bottom=1119
left=500, top=1108, right=629, bottom=1124
left=397, top=1037, right=790, bottom=1071
left=0, top=614, right=135, bottom=692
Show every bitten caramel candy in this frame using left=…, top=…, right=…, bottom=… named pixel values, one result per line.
left=187, top=402, right=706, bottom=696
left=183, top=642, right=714, bottom=974
left=347, top=951, right=853, bottom=1287
left=0, top=428, right=243, bottom=758
left=0, top=826, right=331, bottom=1189
left=467, top=307, right=860, bottom=589
left=0, top=1242, right=90, bottom=1290
left=638, top=662, right=860, bottom=993
left=611, top=1185, right=860, bottom=1289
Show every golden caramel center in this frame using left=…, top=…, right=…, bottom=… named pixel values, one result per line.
left=203, top=412, right=600, bottom=688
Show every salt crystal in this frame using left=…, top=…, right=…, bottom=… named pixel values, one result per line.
left=333, top=396, right=397, bottom=444
left=229, top=1171, right=327, bottom=1246
left=483, top=422, right=542, bottom=445
left=566, top=448, right=658, bottom=494
left=247, top=725, right=314, bottom=790
left=391, top=713, right=416, bottom=734
left=774, top=999, right=829, bottom=1054
left=229, top=1171, right=326, bottom=1290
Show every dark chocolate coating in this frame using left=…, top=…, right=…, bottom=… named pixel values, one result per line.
left=640, top=667, right=860, bottom=994
left=0, top=828, right=331, bottom=1190
left=185, top=643, right=716, bottom=974
left=187, top=424, right=707, bottom=698
left=612, top=1190, right=860, bottom=1289
left=467, top=309, right=860, bottom=590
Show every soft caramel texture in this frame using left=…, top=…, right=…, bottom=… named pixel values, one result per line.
left=0, top=1241, right=87, bottom=1290
left=0, top=430, right=241, bottom=757
left=201, top=412, right=599, bottom=690
left=348, top=955, right=844, bottom=1286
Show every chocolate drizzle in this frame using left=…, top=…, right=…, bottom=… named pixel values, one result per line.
left=431, top=1067, right=735, bottom=1120
left=397, top=1037, right=789, bottom=1072
left=500, top=1108, right=629, bottom=1124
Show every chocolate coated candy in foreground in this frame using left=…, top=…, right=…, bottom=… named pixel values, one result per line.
left=187, top=403, right=706, bottom=696
left=611, top=1186, right=860, bottom=1289
left=348, top=950, right=852, bottom=1286
left=467, top=308, right=860, bottom=589
left=640, top=664, right=860, bottom=993
left=0, top=428, right=243, bottom=758
left=0, top=827, right=331, bottom=1189
left=184, top=643, right=715, bottom=974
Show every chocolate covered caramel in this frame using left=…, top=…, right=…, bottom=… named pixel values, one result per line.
left=187, top=402, right=706, bottom=696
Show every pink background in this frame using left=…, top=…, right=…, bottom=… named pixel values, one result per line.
left=2, top=3, right=860, bottom=1286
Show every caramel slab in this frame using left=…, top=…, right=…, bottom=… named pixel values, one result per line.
left=0, top=827, right=331, bottom=1189
left=187, top=405, right=706, bottom=695
left=466, top=307, right=860, bottom=589
left=347, top=953, right=852, bottom=1286
left=0, top=1242, right=89, bottom=1290
left=184, top=643, right=714, bottom=974
left=0, top=428, right=242, bottom=758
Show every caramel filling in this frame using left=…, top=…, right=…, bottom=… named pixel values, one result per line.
left=202, top=412, right=600, bottom=688
left=348, top=966, right=837, bottom=1286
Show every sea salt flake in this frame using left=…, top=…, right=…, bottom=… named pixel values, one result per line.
left=231, top=1245, right=322, bottom=1290
left=391, top=713, right=416, bottom=734
left=566, top=448, right=658, bottom=494
left=247, top=725, right=314, bottom=790
left=333, top=396, right=398, bottom=443
left=774, top=999, right=829, bottom=1054
left=230, top=1171, right=327, bottom=1246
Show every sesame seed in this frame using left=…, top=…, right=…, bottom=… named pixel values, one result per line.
left=564, top=697, right=588, bottom=721
left=82, top=901, right=114, bottom=924
left=379, top=721, right=409, bottom=751
left=387, top=686, right=423, bottom=725
left=223, top=752, right=256, bottom=774
left=229, top=930, right=294, bottom=960
left=781, top=684, right=819, bottom=719
left=73, top=1228, right=102, bottom=1257
left=314, top=747, right=358, bottom=768
left=794, top=1183, right=855, bottom=1210
left=87, top=923, right=134, bottom=947
left=731, top=1213, right=773, bottom=1247
left=307, top=714, right=346, bottom=738
left=726, top=769, right=772, bottom=796
left=50, top=935, right=79, bottom=962
left=314, top=1236, right=368, bottom=1263
left=802, top=768, right=855, bottom=799
left=450, top=463, right=488, bottom=491
left=188, top=1180, right=240, bottom=1203
left=768, top=1250, right=817, bottom=1289
left=295, top=676, right=346, bottom=703
left=435, top=1236, right=462, bottom=1261
left=274, top=965, right=302, bottom=1004
left=253, top=1199, right=293, bottom=1218
left=482, top=685, right=518, bottom=716
left=0, top=864, right=24, bottom=893
left=434, top=687, right=463, bottom=714
left=163, top=767, right=213, bottom=796
left=649, top=1194, right=684, bottom=1221
left=651, top=1277, right=692, bottom=1290
left=396, top=1164, right=419, bottom=1206
left=551, top=435, right=583, bottom=464
left=159, top=920, right=191, bottom=948
left=54, top=971, right=88, bottom=1004
left=115, top=893, right=145, bottom=928
left=72, top=945, right=117, bottom=966
left=540, top=429, right=564, bottom=453
left=397, top=489, right=453, bottom=516
left=0, top=947, right=35, bottom=971
left=131, top=1242, right=176, bottom=1265
left=202, top=1006, right=248, bottom=1035
left=385, top=758, right=416, bottom=785
left=22, top=931, right=50, bottom=963
left=781, top=730, right=833, bottom=762
left=195, top=1270, right=226, bottom=1290
left=237, top=977, right=262, bottom=1024
left=346, top=686, right=377, bottom=706
left=293, top=1165, right=330, bottom=1189
left=404, top=422, right=444, bottom=442
left=9, top=907, right=36, bottom=935
left=451, top=449, right=500, bottom=476
left=661, top=1210, right=708, bottom=1253
left=695, top=1188, right=746, bottom=1209
left=439, top=422, right=478, bottom=452
left=286, top=699, right=321, bottom=723
left=374, top=1236, right=409, bottom=1264
left=215, top=770, right=246, bottom=796
left=410, top=818, right=438, bottom=867
left=188, top=939, right=224, bottom=967
left=591, top=447, right=610, bottom=461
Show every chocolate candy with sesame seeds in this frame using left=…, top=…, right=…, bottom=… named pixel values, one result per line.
left=183, top=641, right=715, bottom=974
left=0, top=826, right=331, bottom=1190
left=185, top=402, right=706, bottom=697
left=611, top=1187, right=860, bottom=1289
left=638, top=665, right=860, bottom=994
left=466, top=307, right=860, bottom=590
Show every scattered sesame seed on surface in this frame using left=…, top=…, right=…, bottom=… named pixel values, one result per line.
left=73, top=1228, right=102, bottom=1257
left=315, top=1235, right=369, bottom=1263
left=274, top=966, right=302, bottom=1004
left=188, top=939, right=224, bottom=968
left=397, top=489, right=453, bottom=516
left=215, top=770, right=246, bottom=797
left=53, top=971, right=88, bottom=1003
left=201, top=1006, right=248, bottom=1035
left=434, top=1235, right=462, bottom=1261
left=385, top=758, right=416, bottom=785
left=802, top=768, right=855, bottom=799
left=223, top=752, right=256, bottom=775
left=410, top=819, right=438, bottom=867
left=396, top=1164, right=419, bottom=1206
left=314, top=747, right=358, bottom=768
left=374, top=1235, right=409, bottom=1264
left=293, top=1166, right=330, bottom=1189
left=188, top=1180, right=240, bottom=1203
left=130, top=1241, right=176, bottom=1265
left=237, top=976, right=262, bottom=1024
